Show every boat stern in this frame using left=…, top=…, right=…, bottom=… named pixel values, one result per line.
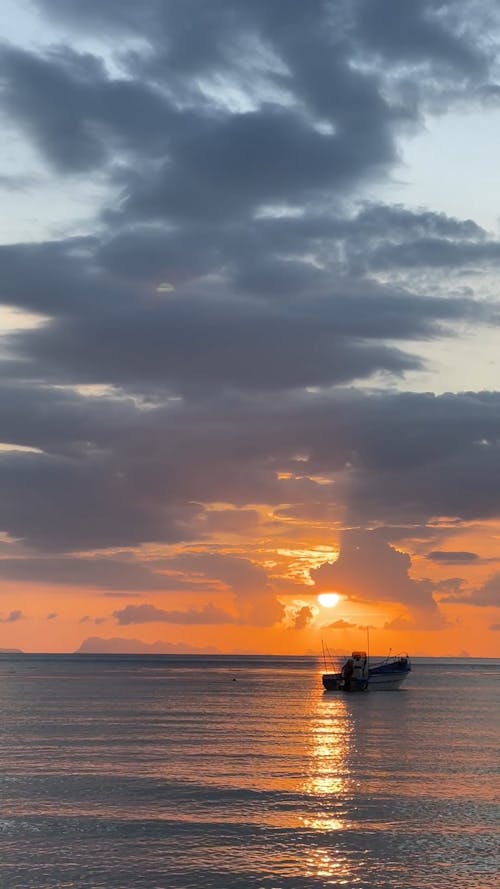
left=322, top=672, right=342, bottom=691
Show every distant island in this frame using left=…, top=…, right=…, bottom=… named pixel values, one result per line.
left=76, top=636, right=220, bottom=655
left=0, top=648, right=23, bottom=654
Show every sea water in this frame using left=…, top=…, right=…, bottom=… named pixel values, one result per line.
left=0, top=654, right=498, bottom=889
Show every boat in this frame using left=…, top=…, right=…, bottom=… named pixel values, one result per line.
left=322, top=650, right=411, bottom=692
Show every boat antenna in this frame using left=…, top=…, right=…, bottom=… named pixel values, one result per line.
left=321, top=638, right=327, bottom=671
left=366, top=626, right=370, bottom=666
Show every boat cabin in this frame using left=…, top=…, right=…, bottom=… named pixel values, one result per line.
left=350, top=651, right=368, bottom=680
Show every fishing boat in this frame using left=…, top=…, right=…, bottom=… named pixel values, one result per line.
left=322, top=649, right=411, bottom=692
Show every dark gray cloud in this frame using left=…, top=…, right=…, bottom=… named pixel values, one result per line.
left=426, top=551, right=480, bottom=564
left=2, top=0, right=494, bottom=224
left=344, top=438, right=500, bottom=525
left=368, top=237, right=500, bottom=271
left=0, top=449, right=202, bottom=550
left=0, top=555, right=216, bottom=592
left=0, top=386, right=500, bottom=552
left=356, top=0, right=488, bottom=75
left=0, top=44, right=175, bottom=173
left=0, top=236, right=495, bottom=396
left=5, top=290, right=426, bottom=392
left=1, top=0, right=401, bottom=216
left=35, top=0, right=492, bottom=84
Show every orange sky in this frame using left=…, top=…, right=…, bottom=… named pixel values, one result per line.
left=1, top=515, right=498, bottom=656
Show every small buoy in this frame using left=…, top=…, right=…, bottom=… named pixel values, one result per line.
left=232, top=677, right=237, bottom=681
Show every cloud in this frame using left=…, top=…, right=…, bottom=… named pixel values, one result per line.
left=0, top=0, right=499, bottom=641
left=199, top=508, right=260, bottom=534
left=312, top=529, right=435, bottom=605
left=335, top=392, right=500, bottom=525
left=1, top=231, right=495, bottom=399
left=442, top=573, right=500, bottom=607
left=367, top=237, right=500, bottom=271
left=46, top=612, right=58, bottom=620
left=113, top=602, right=235, bottom=625
left=356, top=0, right=488, bottom=75
left=384, top=612, right=448, bottom=632
left=0, top=609, right=25, bottom=622
left=312, top=528, right=446, bottom=626
left=434, top=577, right=466, bottom=595
left=165, top=553, right=285, bottom=626
left=426, top=551, right=480, bottom=564
left=0, top=554, right=216, bottom=592
left=323, top=619, right=356, bottom=629
left=0, top=446, right=203, bottom=550
left=0, top=44, right=175, bottom=173
left=489, top=623, right=500, bottom=631
left=79, top=614, right=108, bottom=625
left=291, top=605, right=314, bottom=630
left=1, top=387, right=500, bottom=556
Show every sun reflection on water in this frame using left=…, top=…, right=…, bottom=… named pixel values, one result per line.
left=298, top=693, right=359, bottom=883
left=303, top=695, right=353, bottom=812
left=303, top=848, right=355, bottom=884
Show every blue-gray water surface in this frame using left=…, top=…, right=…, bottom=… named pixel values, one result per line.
left=0, top=654, right=498, bottom=889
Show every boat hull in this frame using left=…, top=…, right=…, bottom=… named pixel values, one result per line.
left=364, top=671, right=408, bottom=690
left=322, top=660, right=411, bottom=692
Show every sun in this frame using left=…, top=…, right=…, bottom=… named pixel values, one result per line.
left=317, top=592, right=341, bottom=608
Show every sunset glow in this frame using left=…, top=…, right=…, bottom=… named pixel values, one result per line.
left=317, top=593, right=341, bottom=609
left=0, top=1, right=499, bottom=657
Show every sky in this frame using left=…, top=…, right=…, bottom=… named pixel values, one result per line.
left=0, top=0, right=499, bottom=656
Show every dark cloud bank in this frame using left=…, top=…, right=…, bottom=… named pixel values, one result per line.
left=1, top=1, right=500, bottom=625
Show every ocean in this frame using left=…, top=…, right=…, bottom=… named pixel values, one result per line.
left=0, top=654, right=498, bottom=889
